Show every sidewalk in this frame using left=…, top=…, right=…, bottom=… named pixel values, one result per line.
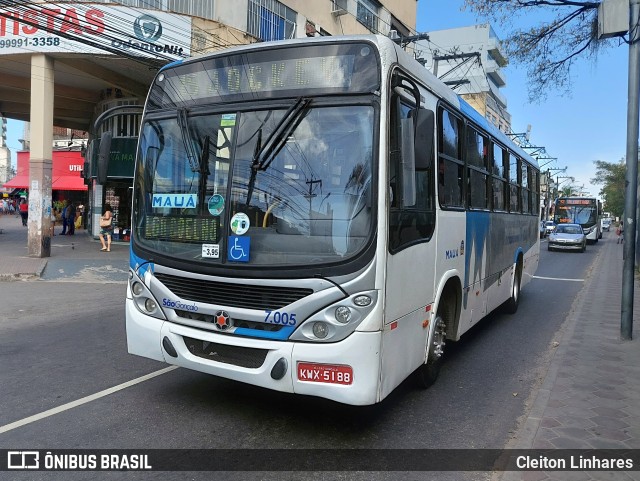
left=502, top=233, right=640, bottom=481
left=0, top=213, right=128, bottom=282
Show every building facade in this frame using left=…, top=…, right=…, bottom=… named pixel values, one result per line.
left=0, top=0, right=417, bottom=252
left=415, top=24, right=511, bottom=133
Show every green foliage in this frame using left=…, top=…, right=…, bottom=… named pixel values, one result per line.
left=590, top=158, right=626, bottom=217
left=560, top=186, right=574, bottom=197
left=462, top=0, right=616, bottom=102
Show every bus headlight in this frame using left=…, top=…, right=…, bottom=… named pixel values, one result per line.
left=335, top=306, right=351, bottom=324
left=354, top=295, right=372, bottom=307
left=290, top=290, right=378, bottom=343
left=129, top=269, right=166, bottom=320
left=312, top=322, right=329, bottom=339
left=145, top=298, right=158, bottom=313
left=132, top=281, right=144, bottom=296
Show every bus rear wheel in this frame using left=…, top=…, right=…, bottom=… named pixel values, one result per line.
left=415, top=310, right=448, bottom=389
left=503, top=263, right=521, bottom=314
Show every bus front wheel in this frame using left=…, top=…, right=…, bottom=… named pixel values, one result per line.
left=415, top=309, right=448, bottom=389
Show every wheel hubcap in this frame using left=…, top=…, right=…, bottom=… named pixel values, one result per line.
left=431, top=317, right=446, bottom=358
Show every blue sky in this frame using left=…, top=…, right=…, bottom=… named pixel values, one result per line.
left=6, top=0, right=629, bottom=197
left=417, top=0, right=629, bottom=198
left=6, top=119, right=23, bottom=170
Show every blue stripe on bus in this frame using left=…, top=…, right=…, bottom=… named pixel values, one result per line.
left=514, top=247, right=524, bottom=264
left=130, top=248, right=154, bottom=277
left=234, top=325, right=296, bottom=340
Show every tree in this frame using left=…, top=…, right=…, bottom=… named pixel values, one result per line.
left=560, top=185, right=575, bottom=197
left=591, top=158, right=626, bottom=217
left=462, top=0, right=618, bottom=102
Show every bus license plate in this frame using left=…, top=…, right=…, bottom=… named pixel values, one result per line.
left=297, top=362, right=353, bottom=385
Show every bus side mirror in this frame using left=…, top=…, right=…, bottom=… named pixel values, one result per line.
left=97, top=132, right=112, bottom=185
left=82, top=140, right=93, bottom=180
left=399, top=108, right=435, bottom=208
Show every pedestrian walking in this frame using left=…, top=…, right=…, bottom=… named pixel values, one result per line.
left=99, top=203, right=113, bottom=252
left=18, top=198, right=28, bottom=226
left=50, top=207, right=57, bottom=236
left=65, top=202, right=77, bottom=235
left=60, top=201, right=68, bottom=235
left=617, top=222, right=624, bottom=244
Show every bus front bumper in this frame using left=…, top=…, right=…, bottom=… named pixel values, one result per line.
left=126, top=301, right=382, bottom=405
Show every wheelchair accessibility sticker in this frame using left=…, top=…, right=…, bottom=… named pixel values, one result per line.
left=228, top=236, right=250, bottom=262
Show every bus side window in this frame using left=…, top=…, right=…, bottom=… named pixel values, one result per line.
left=389, top=92, right=435, bottom=252
left=508, top=153, right=520, bottom=213
left=491, top=143, right=508, bottom=211
left=437, top=107, right=464, bottom=208
left=466, top=127, right=489, bottom=210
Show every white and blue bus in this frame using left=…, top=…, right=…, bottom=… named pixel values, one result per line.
left=553, top=196, right=602, bottom=242
left=123, top=35, right=540, bottom=405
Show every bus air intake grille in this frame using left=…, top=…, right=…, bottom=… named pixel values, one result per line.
left=155, top=273, right=313, bottom=310
left=182, top=336, right=268, bottom=369
left=175, top=310, right=285, bottom=332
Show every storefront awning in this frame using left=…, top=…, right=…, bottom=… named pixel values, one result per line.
left=52, top=175, right=87, bottom=191
left=3, top=175, right=29, bottom=189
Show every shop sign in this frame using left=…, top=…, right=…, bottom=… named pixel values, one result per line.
left=90, top=137, right=137, bottom=179
left=0, top=4, right=191, bottom=60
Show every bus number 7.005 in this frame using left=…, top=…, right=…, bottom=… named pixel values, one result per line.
left=264, top=310, right=297, bottom=325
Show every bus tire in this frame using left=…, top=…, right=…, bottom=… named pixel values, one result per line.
left=503, top=263, right=522, bottom=314
left=415, top=303, right=450, bottom=389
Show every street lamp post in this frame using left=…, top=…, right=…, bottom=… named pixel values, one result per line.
left=622, top=0, right=639, bottom=341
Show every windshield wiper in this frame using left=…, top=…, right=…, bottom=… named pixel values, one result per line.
left=177, top=108, right=199, bottom=173
left=246, top=97, right=312, bottom=205
left=198, top=135, right=210, bottom=214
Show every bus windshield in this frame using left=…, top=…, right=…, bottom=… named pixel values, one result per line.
left=554, top=199, right=598, bottom=227
left=133, top=104, right=375, bottom=267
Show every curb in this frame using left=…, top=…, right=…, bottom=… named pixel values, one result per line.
left=0, top=259, right=48, bottom=282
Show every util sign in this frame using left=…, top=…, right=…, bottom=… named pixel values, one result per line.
left=69, top=165, right=83, bottom=172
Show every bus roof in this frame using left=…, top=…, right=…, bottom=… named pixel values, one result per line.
left=157, top=34, right=537, bottom=169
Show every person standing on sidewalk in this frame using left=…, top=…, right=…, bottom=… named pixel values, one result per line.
left=18, top=198, right=28, bottom=226
left=99, top=203, right=113, bottom=252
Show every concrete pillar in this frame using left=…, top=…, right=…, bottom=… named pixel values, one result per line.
left=92, top=181, right=103, bottom=237
left=28, top=54, right=54, bottom=257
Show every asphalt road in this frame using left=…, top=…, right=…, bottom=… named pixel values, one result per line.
left=0, top=234, right=603, bottom=480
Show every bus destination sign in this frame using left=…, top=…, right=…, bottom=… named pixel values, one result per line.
left=149, top=43, right=379, bottom=108
left=559, top=199, right=592, bottom=205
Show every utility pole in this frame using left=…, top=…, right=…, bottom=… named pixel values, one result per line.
left=621, top=0, right=639, bottom=341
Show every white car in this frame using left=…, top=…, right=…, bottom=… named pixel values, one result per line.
left=601, top=218, right=612, bottom=232
left=544, top=221, right=556, bottom=236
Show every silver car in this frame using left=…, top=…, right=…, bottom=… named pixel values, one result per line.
left=548, top=223, right=587, bottom=252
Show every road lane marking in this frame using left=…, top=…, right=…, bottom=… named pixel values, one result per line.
left=0, top=366, right=179, bottom=434
left=532, top=275, right=584, bottom=282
